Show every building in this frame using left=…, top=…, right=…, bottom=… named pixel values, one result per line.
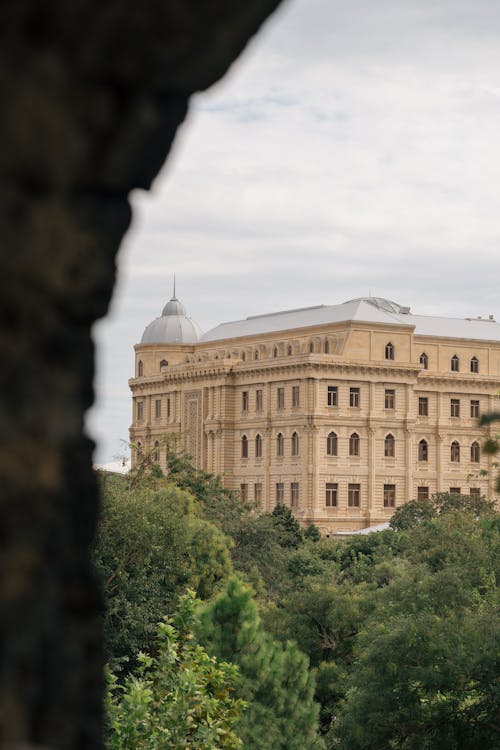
left=129, top=292, right=500, bottom=533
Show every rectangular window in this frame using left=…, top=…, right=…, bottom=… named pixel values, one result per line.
left=470, top=400, right=480, bottom=418
left=350, top=387, right=360, bottom=408
left=292, top=385, right=300, bottom=407
left=417, top=486, right=429, bottom=501
left=450, top=398, right=460, bottom=418
left=450, top=487, right=461, bottom=495
left=155, top=399, right=162, bottom=419
left=137, top=401, right=144, bottom=421
left=384, top=389, right=395, bottom=409
left=325, top=482, right=338, bottom=507
left=470, top=488, right=481, bottom=500
left=348, top=483, right=360, bottom=507
left=291, top=482, right=299, bottom=507
left=240, top=483, right=248, bottom=502
left=383, top=484, right=396, bottom=508
left=256, top=389, right=263, bottom=411
left=277, top=387, right=285, bottom=409
left=276, top=482, right=284, bottom=504
left=327, top=385, right=338, bottom=407
left=254, top=483, right=262, bottom=503
left=242, top=391, right=249, bottom=411
left=418, top=397, right=428, bottom=416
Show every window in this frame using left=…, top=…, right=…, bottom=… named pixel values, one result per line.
left=418, top=397, right=429, bottom=416
left=277, top=387, right=285, bottom=409
left=291, top=482, right=299, bottom=507
left=287, top=344, right=293, bottom=356
left=277, top=433, right=284, bottom=457
left=418, top=439, right=428, bottom=461
left=167, top=397, right=171, bottom=420
left=470, top=441, right=480, bottom=463
left=155, top=399, right=161, bottom=419
left=291, top=432, right=299, bottom=456
left=419, top=352, right=428, bottom=369
left=136, top=441, right=143, bottom=458
left=384, top=434, right=395, bottom=458
left=450, top=487, right=461, bottom=495
left=309, top=341, right=314, bottom=353
left=348, top=483, right=361, bottom=507
left=241, top=351, right=246, bottom=361
left=241, top=435, right=248, bottom=458
left=470, top=400, right=480, bottom=418
left=254, top=350, right=259, bottom=360
left=242, top=391, right=249, bottom=411
left=240, top=484, right=248, bottom=502
left=138, top=360, right=143, bottom=376
left=153, top=441, right=160, bottom=462
left=450, top=398, right=460, bottom=418
left=451, top=441, right=460, bottom=462
left=160, top=359, right=168, bottom=370
left=451, top=354, right=459, bottom=372
left=470, top=356, right=479, bottom=373
left=325, top=482, right=338, bottom=507
left=350, top=387, right=360, bottom=408
left=470, top=488, right=481, bottom=500
left=254, top=483, right=262, bottom=503
left=417, top=486, right=429, bottom=501
left=383, top=484, right=396, bottom=508
left=292, top=386, right=300, bottom=407
left=256, top=389, right=263, bottom=411
left=255, top=434, right=263, bottom=458
left=385, top=389, right=395, bottom=409
left=276, top=482, right=284, bottom=504
left=385, top=342, right=394, bottom=360
left=137, top=401, right=144, bottom=421
left=327, top=431, right=338, bottom=456
left=327, top=385, right=338, bottom=407
left=273, top=346, right=278, bottom=358
left=324, top=340, right=330, bottom=354
left=349, top=432, right=360, bottom=456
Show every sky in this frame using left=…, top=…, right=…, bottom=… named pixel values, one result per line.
left=86, top=0, right=500, bottom=464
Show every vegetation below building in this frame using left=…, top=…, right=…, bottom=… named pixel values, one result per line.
left=94, top=451, right=500, bottom=750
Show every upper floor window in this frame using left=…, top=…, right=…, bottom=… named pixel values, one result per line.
left=277, top=432, right=284, bottom=457
left=385, top=389, right=395, bottom=410
left=277, top=387, right=285, bottom=409
left=470, top=399, right=480, bottom=418
left=451, top=441, right=460, bottom=462
left=350, top=387, right=360, bottom=408
left=418, top=397, right=428, bottom=416
left=349, top=432, right=360, bottom=457
left=470, top=356, right=479, bottom=373
left=450, top=398, right=460, bottom=418
left=325, top=482, right=338, bottom=507
left=292, top=386, right=300, bottom=407
left=254, top=350, right=259, bottom=360
left=167, top=397, right=171, bottom=420
left=242, top=391, right=249, bottom=411
left=241, top=351, right=246, bottom=361
left=309, top=341, right=314, bottom=353
left=419, top=352, right=428, bottom=369
left=385, top=342, right=394, bottom=360
left=451, top=354, right=459, bottom=372
left=327, top=385, right=338, bottom=407
left=327, top=431, right=338, bottom=456
left=137, top=401, right=144, bottom=421
left=291, top=432, right=299, bottom=456
left=256, top=389, right=263, bottom=411
left=241, top=435, right=248, bottom=459
left=273, top=346, right=278, bottom=358
left=137, top=360, right=143, bottom=377
left=470, top=441, right=480, bottom=463
left=324, top=340, right=330, bottom=354
left=418, top=439, right=428, bottom=462
left=384, top=434, right=395, bottom=458
left=160, top=359, right=168, bottom=370
left=136, top=441, right=143, bottom=458
left=287, top=344, right=292, bottom=356
left=155, top=399, right=162, bottom=419
left=255, top=433, right=263, bottom=458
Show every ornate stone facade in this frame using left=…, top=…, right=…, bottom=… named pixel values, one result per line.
left=130, top=295, right=500, bottom=533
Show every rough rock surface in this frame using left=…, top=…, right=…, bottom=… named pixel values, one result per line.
left=0, top=2, right=282, bottom=747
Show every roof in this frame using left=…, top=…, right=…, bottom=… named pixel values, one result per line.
left=141, top=295, right=202, bottom=344
left=201, top=297, right=500, bottom=343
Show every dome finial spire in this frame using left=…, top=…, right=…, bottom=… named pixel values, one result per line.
left=173, top=273, right=176, bottom=299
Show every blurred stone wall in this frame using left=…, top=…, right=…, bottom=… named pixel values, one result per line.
left=0, top=2, right=282, bottom=747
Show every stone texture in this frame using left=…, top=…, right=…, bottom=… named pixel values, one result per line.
left=0, top=1, right=282, bottom=747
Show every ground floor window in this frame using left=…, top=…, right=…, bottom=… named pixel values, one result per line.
left=417, top=486, right=429, bottom=501
left=291, top=482, right=299, bottom=507
left=348, top=483, right=361, bottom=507
left=325, top=482, right=338, bottom=507
left=383, top=484, right=396, bottom=507
left=254, top=483, right=262, bottom=503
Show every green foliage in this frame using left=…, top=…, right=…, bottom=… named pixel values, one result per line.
left=305, top=523, right=322, bottom=542
left=390, top=491, right=495, bottom=531
left=106, top=591, right=245, bottom=750
left=271, top=503, right=304, bottom=547
left=197, top=579, right=324, bottom=750
left=93, top=475, right=233, bottom=668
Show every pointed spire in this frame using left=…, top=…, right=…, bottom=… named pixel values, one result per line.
left=173, top=273, right=176, bottom=299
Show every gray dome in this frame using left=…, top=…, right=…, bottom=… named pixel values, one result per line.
left=141, top=295, right=202, bottom=344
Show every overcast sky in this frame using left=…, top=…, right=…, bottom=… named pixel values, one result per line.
left=86, top=0, right=500, bottom=464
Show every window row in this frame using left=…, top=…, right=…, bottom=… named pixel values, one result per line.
left=136, top=359, right=169, bottom=377
left=241, top=386, right=300, bottom=412
left=417, top=439, right=481, bottom=463
left=325, top=482, right=396, bottom=508
left=241, top=432, right=301, bottom=458
left=417, top=486, right=482, bottom=500
left=136, top=398, right=172, bottom=421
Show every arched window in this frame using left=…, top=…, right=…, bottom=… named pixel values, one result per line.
left=138, top=360, right=143, bottom=376
left=384, top=434, right=395, bottom=458
left=309, top=341, right=314, bottom=353
left=241, top=351, right=246, bottom=361
left=153, top=440, right=160, bottom=463
left=326, top=431, right=338, bottom=456
left=273, top=346, right=278, bottom=358
left=255, top=433, right=262, bottom=458
left=136, top=441, right=143, bottom=459
left=470, top=441, right=480, bottom=463
left=241, top=435, right=248, bottom=459
left=254, top=350, right=259, bottom=360
left=451, top=354, right=459, bottom=372
left=385, top=342, right=394, bottom=360
left=451, top=440, right=460, bottom=462
left=291, top=432, right=299, bottom=456
left=277, top=432, right=284, bottom=457
left=349, top=432, right=360, bottom=457
left=419, top=352, right=428, bottom=369
left=324, top=340, right=330, bottom=354
left=470, top=356, right=479, bottom=373
left=160, top=359, right=168, bottom=370
left=287, top=344, right=292, bottom=356
left=418, top=439, right=428, bottom=462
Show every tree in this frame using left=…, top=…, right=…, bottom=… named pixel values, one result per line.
left=106, top=591, right=245, bottom=750
left=390, top=491, right=495, bottom=531
left=197, top=579, right=324, bottom=750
